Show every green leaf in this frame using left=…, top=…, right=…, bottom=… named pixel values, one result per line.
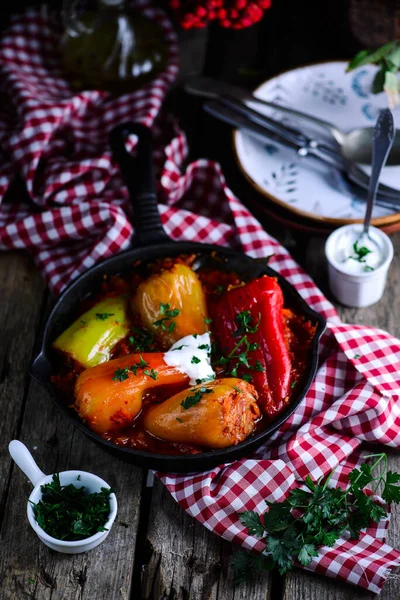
left=347, top=42, right=396, bottom=71
left=159, top=302, right=170, bottom=314
left=180, top=386, right=213, bottom=410
left=95, top=312, right=115, bottom=321
left=263, top=502, right=293, bottom=533
left=143, top=368, right=158, bottom=381
left=297, top=544, right=318, bottom=566
left=112, top=367, right=129, bottom=382
left=382, top=471, right=400, bottom=503
left=347, top=49, right=375, bottom=71
left=372, top=65, right=386, bottom=94
left=387, top=43, right=400, bottom=68
left=266, top=530, right=300, bottom=574
left=191, top=355, right=201, bottom=364
left=348, top=463, right=374, bottom=491
left=238, top=511, right=265, bottom=537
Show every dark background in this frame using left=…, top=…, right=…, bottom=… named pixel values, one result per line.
left=0, top=0, right=367, bottom=239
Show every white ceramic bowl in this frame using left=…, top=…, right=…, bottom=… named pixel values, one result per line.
left=9, top=440, right=117, bottom=554
left=325, top=224, right=394, bottom=308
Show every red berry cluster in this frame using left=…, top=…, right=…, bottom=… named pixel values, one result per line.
left=169, top=0, right=271, bottom=29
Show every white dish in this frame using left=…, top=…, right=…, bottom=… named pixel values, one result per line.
left=233, top=61, right=400, bottom=225
left=325, top=224, right=394, bottom=307
left=9, top=440, right=117, bottom=554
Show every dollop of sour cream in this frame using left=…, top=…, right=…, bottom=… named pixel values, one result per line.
left=163, top=333, right=215, bottom=385
left=334, top=226, right=384, bottom=275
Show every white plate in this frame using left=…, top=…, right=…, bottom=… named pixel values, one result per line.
left=233, top=61, right=400, bottom=224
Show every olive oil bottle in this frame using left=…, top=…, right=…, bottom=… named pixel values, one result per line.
left=61, top=0, right=167, bottom=93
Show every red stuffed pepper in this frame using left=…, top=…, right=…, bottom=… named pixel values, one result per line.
left=209, top=275, right=291, bottom=417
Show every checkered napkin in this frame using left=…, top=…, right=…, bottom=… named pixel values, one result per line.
left=1, top=4, right=400, bottom=594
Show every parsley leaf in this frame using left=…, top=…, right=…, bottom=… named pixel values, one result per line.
left=129, top=326, right=154, bottom=352
left=154, top=303, right=180, bottom=333
left=382, top=471, right=400, bottom=503
left=112, top=367, right=129, bottom=382
left=181, top=386, right=213, bottom=410
left=198, top=344, right=210, bottom=351
left=191, top=355, right=201, bottom=364
left=238, top=511, right=265, bottom=537
left=143, top=368, right=158, bottom=380
left=95, top=312, right=115, bottom=320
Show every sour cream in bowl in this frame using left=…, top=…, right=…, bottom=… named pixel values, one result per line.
left=325, top=224, right=394, bottom=308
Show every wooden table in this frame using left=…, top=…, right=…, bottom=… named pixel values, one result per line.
left=1, top=231, right=400, bottom=600
left=1, top=3, right=400, bottom=598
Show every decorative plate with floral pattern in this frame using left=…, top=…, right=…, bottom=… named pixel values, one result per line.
left=233, top=61, right=400, bottom=225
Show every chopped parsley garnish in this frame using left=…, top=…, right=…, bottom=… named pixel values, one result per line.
left=290, top=381, right=296, bottom=389
left=144, top=368, right=158, bottom=380
left=364, top=265, right=375, bottom=272
left=193, top=334, right=199, bottom=339
left=216, top=285, right=224, bottom=294
left=113, top=357, right=149, bottom=380
left=171, top=345, right=186, bottom=351
left=181, top=386, right=213, bottom=410
left=129, top=326, right=154, bottom=352
left=347, top=240, right=372, bottom=264
left=191, top=356, right=201, bottom=364
left=354, top=354, right=361, bottom=359
left=154, top=303, right=181, bottom=334
left=198, top=344, right=210, bottom=351
left=233, top=385, right=242, bottom=394
left=252, top=360, right=264, bottom=372
left=31, top=473, right=112, bottom=541
left=233, top=453, right=400, bottom=582
left=204, top=317, right=213, bottom=325
left=176, top=417, right=183, bottom=423
left=95, top=312, right=115, bottom=321
left=112, top=367, right=129, bottom=382
left=80, top=320, right=86, bottom=325
left=235, top=310, right=261, bottom=335
left=242, top=373, right=253, bottom=383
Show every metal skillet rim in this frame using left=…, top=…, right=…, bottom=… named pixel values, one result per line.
left=30, top=241, right=326, bottom=474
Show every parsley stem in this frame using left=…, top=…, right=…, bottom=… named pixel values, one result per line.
left=227, top=334, right=248, bottom=360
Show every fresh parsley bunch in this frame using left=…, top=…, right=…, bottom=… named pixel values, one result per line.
left=234, top=454, right=400, bottom=583
left=347, top=41, right=400, bottom=108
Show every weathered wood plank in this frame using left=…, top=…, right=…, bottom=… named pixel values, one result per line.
left=282, top=232, right=400, bottom=600
left=0, top=252, right=46, bottom=523
left=141, top=477, right=273, bottom=600
left=0, top=254, right=145, bottom=600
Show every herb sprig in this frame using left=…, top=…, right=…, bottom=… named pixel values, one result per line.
left=217, top=311, right=261, bottom=381
left=233, top=454, right=400, bottom=583
left=31, top=474, right=113, bottom=541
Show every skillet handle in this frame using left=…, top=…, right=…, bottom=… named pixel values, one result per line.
left=109, top=122, right=171, bottom=246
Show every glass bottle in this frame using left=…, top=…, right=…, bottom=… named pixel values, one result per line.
left=61, top=0, right=167, bottom=93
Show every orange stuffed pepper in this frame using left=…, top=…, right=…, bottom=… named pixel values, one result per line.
left=143, top=378, right=261, bottom=449
left=132, top=263, right=209, bottom=349
left=74, top=353, right=189, bottom=434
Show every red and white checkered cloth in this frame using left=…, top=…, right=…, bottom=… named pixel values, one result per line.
left=1, top=4, right=400, bottom=594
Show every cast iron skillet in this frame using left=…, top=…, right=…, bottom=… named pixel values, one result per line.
left=30, top=122, right=326, bottom=473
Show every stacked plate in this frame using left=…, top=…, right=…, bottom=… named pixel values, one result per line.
left=233, top=61, right=400, bottom=234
